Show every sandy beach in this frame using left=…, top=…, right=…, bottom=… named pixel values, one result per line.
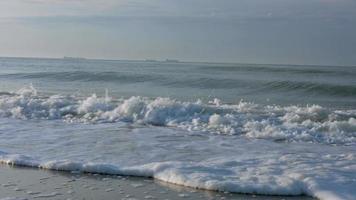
left=0, top=165, right=315, bottom=200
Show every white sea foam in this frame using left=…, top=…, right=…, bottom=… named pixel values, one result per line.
left=0, top=87, right=355, bottom=200
left=0, top=86, right=355, bottom=145
left=0, top=146, right=355, bottom=200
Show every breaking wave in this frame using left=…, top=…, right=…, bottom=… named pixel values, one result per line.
left=0, top=86, right=355, bottom=145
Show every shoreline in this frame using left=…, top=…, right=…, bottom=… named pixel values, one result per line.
left=0, top=164, right=315, bottom=200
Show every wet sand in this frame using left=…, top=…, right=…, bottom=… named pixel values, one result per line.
left=0, top=164, right=315, bottom=200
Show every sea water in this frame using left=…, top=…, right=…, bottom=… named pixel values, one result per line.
left=0, top=57, right=355, bottom=200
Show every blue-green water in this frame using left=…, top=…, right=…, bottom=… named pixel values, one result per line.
left=0, top=57, right=355, bottom=200
left=0, top=57, right=355, bottom=108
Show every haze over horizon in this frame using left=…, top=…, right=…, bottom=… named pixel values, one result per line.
left=1, top=0, right=356, bottom=66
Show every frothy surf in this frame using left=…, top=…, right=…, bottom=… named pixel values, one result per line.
left=0, top=86, right=355, bottom=200
left=0, top=86, right=355, bottom=145
left=0, top=146, right=355, bottom=200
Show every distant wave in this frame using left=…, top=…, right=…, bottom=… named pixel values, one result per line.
left=0, top=71, right=253, bottom=89
left=263, top=80, right=356, bottom=97
left=0, top=71, right=162, bottom=83
left=2, top=71, right=356, bottom=98
left=199, top=65, right=356, bottom=75
left=0, top=86, right=355, bottom=145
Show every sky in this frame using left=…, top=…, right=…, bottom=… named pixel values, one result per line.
left=0, top=0, right=355, bottom=66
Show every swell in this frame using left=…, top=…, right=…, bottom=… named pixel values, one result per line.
left=161, top=77, right=254, bottom=89
left=2, top=71, right=355, bottom=98
left=0, top=71, right=254, bottom=89
left=199, top=64, right=356, bottom=76
left=169, top=78, right=356, bottom=97
left=263, top=81, right=356, bottom=97
left=0, top=71, right=164, bottom=83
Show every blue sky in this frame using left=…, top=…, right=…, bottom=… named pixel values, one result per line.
left=0, top=0, right=355, bottom=65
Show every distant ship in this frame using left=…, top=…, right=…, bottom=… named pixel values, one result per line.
left=144, top=59, right=158, bottom=62
left=164, top=59, right=179, bottom=63
left=63, top=56, right=86, bottom=61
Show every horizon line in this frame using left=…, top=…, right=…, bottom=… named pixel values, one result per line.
left=0, top=55, right=355, bottom=68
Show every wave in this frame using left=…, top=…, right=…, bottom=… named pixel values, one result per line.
left=0, top=71, right=163, bottom=83
left=0, top=149, right=355, bottom=200
left=264, top=80, right=356, bottom=97
left=0, top=86, right=355, bottom=145
left=2, top=71, right=356, bottom=98
left=162, top=77, right=254, bottom=89
left=199, top=64, right=356, bottom=76
left=0, top=71, right=250, bottom=89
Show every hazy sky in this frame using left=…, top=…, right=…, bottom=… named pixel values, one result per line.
left=0, top=0, right=355, bottom=65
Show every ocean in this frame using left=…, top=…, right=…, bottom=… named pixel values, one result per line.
left=0, top=57, right=355, bottom=199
